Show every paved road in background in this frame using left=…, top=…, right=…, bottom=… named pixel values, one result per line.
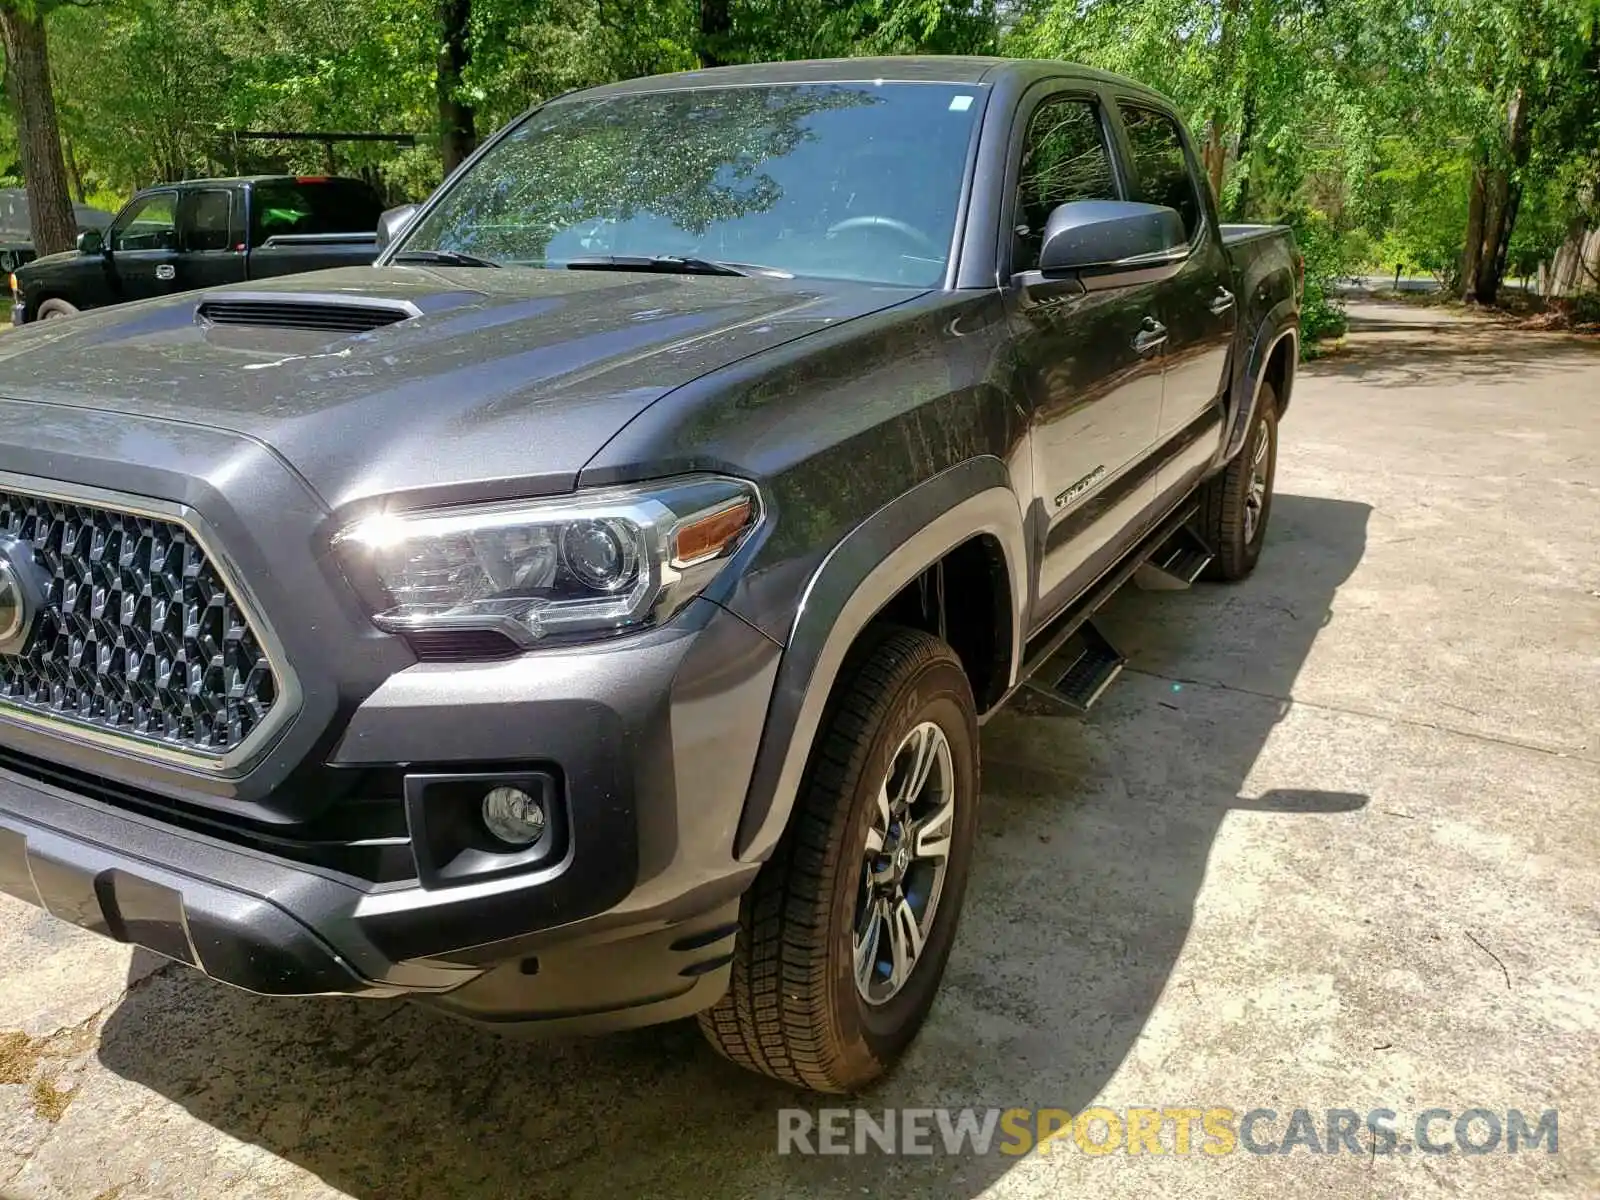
left=3, top=301, right=1597, bottom=1199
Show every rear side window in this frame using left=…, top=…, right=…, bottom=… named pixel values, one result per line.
left=1117, top=105, right=1202, bottom=243
left=187, top=189, right=235, bottom=252
left=1013, top=97, right=1118, bottom=274
left=249, top=179, right=384, bottom=246
left=111, top=192, right=178, bottom=252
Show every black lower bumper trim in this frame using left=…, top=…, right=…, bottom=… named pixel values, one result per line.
left=0, top=819, right=378, bottom=997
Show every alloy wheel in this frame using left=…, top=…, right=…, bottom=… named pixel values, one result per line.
left=852, top=720, right=956, bottom=1005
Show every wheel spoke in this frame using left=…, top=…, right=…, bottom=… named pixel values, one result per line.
left=854, top=899, right=884, bottom=992
left=1252, top=425, right=1269, bottom=467
left=886, top=896, right=924, bottom=991
left=897, top=724, right=944, bottom=809
left=867, top=781, right=893, bottom=852
left=913, top=795, right=955, bottom=862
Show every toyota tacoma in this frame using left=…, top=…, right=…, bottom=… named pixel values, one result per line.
left=0, top=57, right=1300, bottom=1093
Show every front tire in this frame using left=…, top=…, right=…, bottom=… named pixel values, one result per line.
left=698, top=626, right=979, bottom=1093
left=36, top=299, right=79, bottom=321
left=1200, top=382, right=1279, bottom=580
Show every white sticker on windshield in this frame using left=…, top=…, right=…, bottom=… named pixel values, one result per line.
left=949, top=95, right=974, bottom=112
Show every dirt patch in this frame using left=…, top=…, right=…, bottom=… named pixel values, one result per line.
left=1, top=1020, right=100, bottom=1124
left=29, top=1072, right=74, bottom=1123
left=0, top=1030, right=47, bottom=1085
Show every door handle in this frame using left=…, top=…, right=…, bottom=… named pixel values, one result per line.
left=1133, top=316, right=1168, bottom=354
left=1210, top=287, right=1235, bottom=315
left=155, top=264, right=175, bottom=281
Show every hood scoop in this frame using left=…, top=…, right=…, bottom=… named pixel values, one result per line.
left=196, top=292, right=420, bottom=335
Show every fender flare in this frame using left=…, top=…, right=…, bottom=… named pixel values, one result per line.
left=1224, top=303, right=1299, bottom=462
left=732, top=457, right=1027, bottom=863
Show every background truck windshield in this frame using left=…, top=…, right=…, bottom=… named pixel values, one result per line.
left=400, top=82, right=985, bottom=286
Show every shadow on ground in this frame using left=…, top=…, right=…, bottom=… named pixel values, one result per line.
left=1325, top=305, right=1600, bottom=388
left=96, top=495, right=1370, bottom=1200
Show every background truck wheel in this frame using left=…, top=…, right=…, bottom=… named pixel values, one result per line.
left=1200, top=382, right=1279, bottom=581
left=698, top=625, right=980, bottom=1093
left=36, top=299, right=79, bottom=320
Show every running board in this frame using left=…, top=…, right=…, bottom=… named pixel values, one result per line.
left=1134, top=525, right=1214, bottom=591
left=1021, top=619, right=1126, bottom=714
left=999, top=500, right=1200, bottom=719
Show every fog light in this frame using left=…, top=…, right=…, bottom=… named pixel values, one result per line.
left=481, top=786, right=547, bottom=846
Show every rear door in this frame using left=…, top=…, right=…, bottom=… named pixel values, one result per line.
left=1111, top=102, right=1236, bottom=495
left=176, top=187, right=247, bottom=292
left=1001, top=85, right=1165, bottom=628
left=105, top=190, right=181, bottom=302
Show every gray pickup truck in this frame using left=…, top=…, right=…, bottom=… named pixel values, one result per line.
left=0, top=57, right=1298, bottom=1093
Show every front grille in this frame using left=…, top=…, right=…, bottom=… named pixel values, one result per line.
left=0, top=488, right=279, bottom=760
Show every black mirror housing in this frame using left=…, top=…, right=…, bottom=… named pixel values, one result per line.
left=1036, top=201, right=1187, bottom=275
left=377, top=204, right=420, bottom=251
left=77, top=229, right=104, bottom=255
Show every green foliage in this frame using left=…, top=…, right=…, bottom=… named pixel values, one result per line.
left=1288, top=209, right=1350, bottom=341
left=12, top=0, right=1600, bottom=317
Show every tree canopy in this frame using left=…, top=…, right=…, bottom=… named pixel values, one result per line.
left=3, top=0, right=1598, bottom=318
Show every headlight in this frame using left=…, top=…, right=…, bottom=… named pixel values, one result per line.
left=335, top=475, right=761, bottom=650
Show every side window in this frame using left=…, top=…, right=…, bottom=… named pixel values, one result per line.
left=1013, top=97, right=1119, bottom=273
left=187, top=190, right=235, bottom=252
left=111, top=193, right=178, bottom=252
left=250, top=183, right=307, bottom=247
left=1117, top=105, right=1202, bottom=244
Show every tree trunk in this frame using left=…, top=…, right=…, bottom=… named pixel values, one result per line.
left=1231, top=80, right=1258, bottom=219
left=698, top=0, right=731, bottom=67
left=63, top=135, right=84, bottom=204
left=436, top=0, right=476, bottom=176
left=1202, top=121, right=1228, bottom=203
left=1460, top=162, right=1487, bottom=299
left=1468, top=88, right=1532, bottom=305
left=0, top=4, right=76, bottom=256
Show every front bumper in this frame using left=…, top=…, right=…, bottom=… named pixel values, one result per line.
left=10, top=300, right=24, bottom=327
left=0, top=596, right=781, bottom=1031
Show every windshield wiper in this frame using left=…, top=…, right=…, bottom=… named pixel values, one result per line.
left=391, top=249, right=501, bottom=268
left=564, top=255, right=786, bottom=278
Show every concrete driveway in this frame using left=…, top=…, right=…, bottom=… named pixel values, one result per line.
left=2, top=300, right=1597, bottom=1199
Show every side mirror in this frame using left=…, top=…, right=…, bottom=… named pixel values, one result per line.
left=377, top=204, right=419, bottom=251
left=1037, top=200, right=1186, bottom=275
left=77, top=229, right=104, bottom=255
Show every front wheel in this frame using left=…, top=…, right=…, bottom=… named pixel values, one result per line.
left=1200, top=382, right=1279, bottom=580
left=698, top=626, right=979, bottom=1092
left=36, top=299, right=80, bottom=321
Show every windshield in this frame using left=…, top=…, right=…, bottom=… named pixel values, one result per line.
left=399, top=82, right=985, bottom=286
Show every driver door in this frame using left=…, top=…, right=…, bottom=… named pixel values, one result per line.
left=1002, top=87, right=1165, bottom=628
left=106, top=190, right=181, bottom=303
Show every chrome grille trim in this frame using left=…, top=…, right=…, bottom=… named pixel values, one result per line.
left=0, top=471, right=301, bottom=775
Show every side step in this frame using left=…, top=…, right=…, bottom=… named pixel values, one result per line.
left=1134, top=525, right=1214, bottom=591
left=1021, top=619, right=1126, bottom=715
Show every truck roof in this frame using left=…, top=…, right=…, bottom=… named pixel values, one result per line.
left=134, top=175, right=373, bottom=192
left=574, top=55, right=1169, bottom=103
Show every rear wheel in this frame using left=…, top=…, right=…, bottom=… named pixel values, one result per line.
left=1200, top=382, right=1279, bottom=580
left=36, top=299, right=79, bottom=321
left=698, top=626, right=979, bottom=1093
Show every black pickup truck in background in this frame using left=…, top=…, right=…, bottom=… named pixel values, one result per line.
left=9, top=175, right=385, bottom=323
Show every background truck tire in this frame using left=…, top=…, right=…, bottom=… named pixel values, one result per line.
left=1200, top=381, right=1279, bottom=581
left=36, top=298, right=79, bottom=320
left=698, top=625, right=980, bottom=1093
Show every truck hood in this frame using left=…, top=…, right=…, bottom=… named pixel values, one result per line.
left=0, top=265, right=921, bottom=509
